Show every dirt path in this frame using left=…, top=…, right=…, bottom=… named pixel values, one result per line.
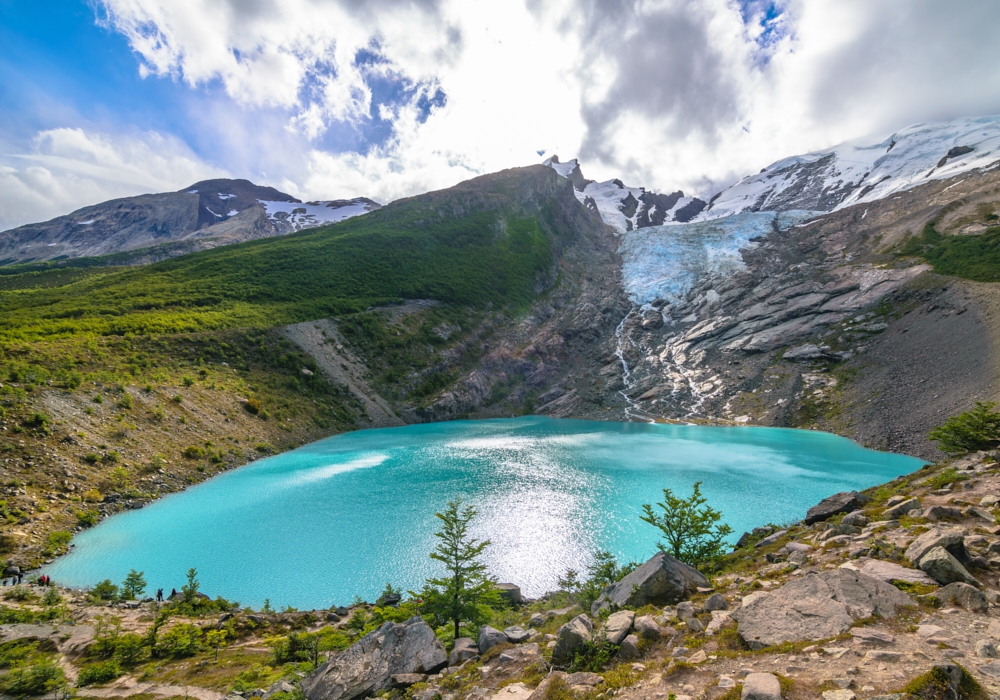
left=77, top=679, right=224, bottom=700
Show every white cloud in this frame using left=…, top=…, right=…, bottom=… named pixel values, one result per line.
left=0, top=128, right=227, bottom=231
left=15, top=0, right=1000, bottom=222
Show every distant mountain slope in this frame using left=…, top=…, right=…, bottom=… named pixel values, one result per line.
left=0, top=178, right=380, bottom=266
left=543, top=156, right=707, bottom=233
left=696, top=115, right=1000, bottom=220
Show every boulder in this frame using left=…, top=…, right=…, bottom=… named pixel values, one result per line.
left=918, top=547, right=978, bottom=586
left=263, top=681, right=297, bottom=700
left=527, top=613, right=545, bottom=628
left=705, top=611, right=734, bottom=636
left=881, top=498, right=921, bottom=521
left=496, top=584, right=523, bottom=606
left=504, top=626, right=531, bottom=644
left=302, top=617, right=447, bottom=700
left=841, top=511, right=869, bottom=527
left=685, top=617, right=704, bottom=633
left=634, top=615, right=661, bottom=640
left=923, top=506, right=963, bottom=521
left=754, top=530, right=789, bottom=548
left=602, top=610, right=635, bottom=645
left=805, top=491, right=864, bottom=525
left=390, top=674, right=426, bottom=690
left=676, top=601, right=696, bottom=620
left=618, top=634, right=640, bottom=660
left=591, top=552, right=708, bottom=615
left=449, top=638, right=478, bottom=667
left=741, top=672, right=782, bottom=700
left=564, top=672, right=602, bottom=688
left=478, top=626, right=508, bottom=654
left=840, top=559, right=937, bottom=586
left=905, top=528, right=970, bottom=567
left=934, top=582, right=988, bottom=612
left=730, top=569, right=912, bottom=650
left=551, top=615, right=592, bottom=665
left=704, top=593, right=728, bottom=611
left=977, top=640, right=998, bottom=658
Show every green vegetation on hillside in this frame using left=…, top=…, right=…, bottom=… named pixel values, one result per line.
left=898, top=222, right=1000, bottom=281
left=0, top=196, right=558, bottom=341
left=929, top=401, right=1000, bottom=455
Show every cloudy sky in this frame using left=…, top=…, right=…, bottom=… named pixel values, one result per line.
left=2, top=0, right=1000, bottom=231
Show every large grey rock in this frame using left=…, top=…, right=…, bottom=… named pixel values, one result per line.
left=449, top=637, right=478, bottom=666
left=602, top=610, right=634, bottom=645
left=263, top=681, right=297, bottom=700
left=918, top=547, right=978, bottom=586
left=591, top=552, right=708, bottom=615
left=551, top=615, right=593, bottom=665
left=496, top=583, right=522, bottom=606
left=730, top=569, right=912, bottom=650
left=617, top=634, right=640, bottom=660
left=504, top=626, right=531, bottom=644
left=840, top=559, right=937, bottom=586
left=880, top=498, right=920, bottom=521
left=302, top=617, right=447, bottom=700
left=905, top=528, right=970, bottom=566
left=705, top=610, right=734, bottom=636
left=841, top=511, right=869, bottom=527
left=704, top=593, right=728, bottom=611
left=478, top=625, right=508, bottom=654
left=742, top=673, right=782, bottom=700
left=676, top=601, right=696, bottom=620
left=805, top=491, right=863, bottom=525
left=633, top=615, right=662, bottom=640
left=935, top=582, right=988, bottom=611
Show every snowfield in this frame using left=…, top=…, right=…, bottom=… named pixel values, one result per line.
left=258, top=199, right=378, bottom=232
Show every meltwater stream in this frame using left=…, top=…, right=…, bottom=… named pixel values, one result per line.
left=44, top=417, right=923, bottom=609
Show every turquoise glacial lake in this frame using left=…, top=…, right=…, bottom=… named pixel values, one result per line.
left=44, top=417, right=923, bottom=609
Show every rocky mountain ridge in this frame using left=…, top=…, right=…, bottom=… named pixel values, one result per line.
left=0, top=178, right=380, bottom=266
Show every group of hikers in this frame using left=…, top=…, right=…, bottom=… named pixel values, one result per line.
left=0, top=574, right=50, bottom=586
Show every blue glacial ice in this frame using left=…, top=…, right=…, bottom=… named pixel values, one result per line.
left=618, top=210, right=820, bottom=307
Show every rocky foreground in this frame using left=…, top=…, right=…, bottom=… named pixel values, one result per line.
left=4, top=454, right=1000, bottom=700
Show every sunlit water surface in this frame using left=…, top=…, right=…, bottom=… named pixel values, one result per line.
left=44, top=417, right=923, bottom=608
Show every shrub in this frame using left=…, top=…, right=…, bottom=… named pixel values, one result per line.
left=902, top=663, right=987, bottom=700
left=83, top=453, right=100, bottom=464
left=927, top=467, right=970, bottom=489
left=75, top=509, right=100, bottom=527
left=42, top=588, right=62, bottom=607
left=121, top=570, right=146, bottom=600
left=77, top=660, right=123, bottom=686
left=112, top=633, right=146, bottom=667
left=929, top=402, right=1000, bottom=455
left=3, top=587, right=35, bottom=602
left=118, top=392, right=133, bottom=409
left=4, top=659, right=65, bottom=695
left=640, top=481, right=734, bottom=566
left=559, top=551, right=639, bottom=612
left=82, top=488, right=103, bottom=503
left=88, top=580, right=119, bottom=603
left=183, top=446, right=205, bottom=459
left=183, top=376, right=195, bottom=387
left=45, top=530, right=72, bottom=555
left=156, top=623, right=202, bottom=658
left=568, top=638, right=618, bottom=672
left=244, top=398, right=262, bottom=415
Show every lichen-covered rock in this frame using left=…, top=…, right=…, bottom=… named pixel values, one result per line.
left=504, top=626, right=531, bottom=643
left=591, top=552, right=708, bottom=615
left=449, top=637, right=478, bottom=667
left=704, top=593, right=728, bottom=611
left=935, top=582, right=988, bottom=611
left=881, top=498, right=921, bottom=520
left=302, top=617, right=447, bottom=700
left=551, top=615, right=593, bottom=665
left=634, top=615, right=662, bottom=640
left=730, top=569, right=912, bottom=650
left=618, top=634, right=640, bottom=660
left=905, top=528, right=970, bottom=566
left=919, top=547, right=978, bottom=586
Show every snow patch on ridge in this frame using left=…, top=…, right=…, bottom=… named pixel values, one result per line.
left=258, top=199, right=377, bottom=232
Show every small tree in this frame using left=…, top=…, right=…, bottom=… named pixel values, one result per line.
left=205, top=629, right=228, bottom=663
left=182, top=567, right=200, bottom=603
left=641, top=482, right=733, bottom=566
left=121, top=569, right=147, bottom=600
left=929, top=402, right=1000, bottom=455
left=418, top=498, right=498, bottom=639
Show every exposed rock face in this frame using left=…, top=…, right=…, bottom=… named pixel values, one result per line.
left=302, top=617, right=446, bottom=700
left=805, top=491, right=864, bottom=525
left=0, top=178, right=380, bottom=266
left=496, top=584, right=523, bottom=606
left=731, top=569, right=912, bottom=650
left=551, top=615, right=593, bottom=665
left=504, top=626, right=531, bottom=644
left=704, top=593, right=729, bottom=611
left=840, top=559, right=937, bottom=586
left=881, top=498, right=922, bottom=520
left=592, top=552, right=708, bottom=614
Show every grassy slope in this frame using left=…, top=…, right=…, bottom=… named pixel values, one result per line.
left=0, top=166, right=579, bottom=567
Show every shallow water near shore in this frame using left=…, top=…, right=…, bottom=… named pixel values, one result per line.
left=44, top=417, right=923, bottom=608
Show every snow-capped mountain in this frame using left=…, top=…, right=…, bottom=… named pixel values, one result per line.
left=0, top=179, right=380, bottom=266
left=695, top=116, right=1000, bottom=221
left=543, top=156, right=706, bottom=233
